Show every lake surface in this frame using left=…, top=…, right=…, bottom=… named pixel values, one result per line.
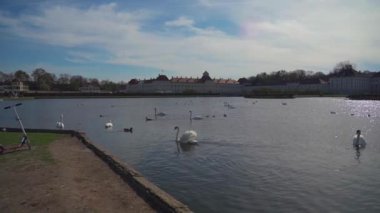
left=1, top=97, right=380, bottom=212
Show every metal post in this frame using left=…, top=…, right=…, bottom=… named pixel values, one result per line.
left=4, top=103, right=31, bottom=149
left=13, top=104, right=27, bottom=136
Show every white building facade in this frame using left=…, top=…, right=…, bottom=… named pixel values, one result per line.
left=370, top=77, right=380, bottom=95
left=123, top=71, right=242, bottom=95
left=242, top=80, right=329, bottom=95
left=329, top=77, right=371, bottom=95
left=0, top=81, right=29, bottom=95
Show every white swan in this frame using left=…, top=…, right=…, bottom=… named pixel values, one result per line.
left=105, top=120, right=113, bottom=128
left=157, top=112, right=166, bottom=116
left=174, top=126, right=198, bottom=144
left=189, top=110, right=203, bottom=120
left=353, top=130, right=366, bottom=148
left=227, top=104, right=236, bottom=109
left=154, top=107, right=166, bottom=117
left=56, top=114, right=64, bottom=129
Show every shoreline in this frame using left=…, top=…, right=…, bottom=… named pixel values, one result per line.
left=1, top=94, right=378, bottom=100
left=1, top=128, right=192, bottom=213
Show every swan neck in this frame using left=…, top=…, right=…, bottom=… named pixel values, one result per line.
left=175, top=128, right=179, bottom=142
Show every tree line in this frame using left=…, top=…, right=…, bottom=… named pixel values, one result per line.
left=239, top=61, right=380, bottom=85
left=1, top=61, right=379, bottom=91
left=0, top=68, right=125, bottom=92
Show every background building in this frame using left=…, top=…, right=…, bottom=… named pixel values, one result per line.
left=329, top=77, right=371, bottom=95
left=123, top=71, right=241, bottom=95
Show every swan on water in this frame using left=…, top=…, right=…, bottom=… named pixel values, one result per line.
left=353, top=130, right=366, bottom=148
left=227, top=104, right=236, bottom=109
left=174, top=126, right=198, bottom=144
left=154, top=107, right=166, bottom=118
left=224, top=102, right=235, bottom=109
left=105, top=120, right=113, bottom=128
left=189, top=110, right=203, bottom=120
left=56, top=114, right=64, bottom=129
left=157, top=112, right=166, bottom=116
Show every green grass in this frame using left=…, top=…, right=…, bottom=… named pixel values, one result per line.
left=0, top=132, right=63, bottom=166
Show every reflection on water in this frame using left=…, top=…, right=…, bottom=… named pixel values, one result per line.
left=354, top=146, right=362, bottom=161
left=352, top=130, right=367, bottom=162
left=177, top=142, right=197, bottom=153
left=0, top=97, right=380, bottom=212
left=353, top=143, right=366, bottom=162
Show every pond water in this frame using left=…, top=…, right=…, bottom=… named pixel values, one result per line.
left=1, top=97, right=380, bottom=212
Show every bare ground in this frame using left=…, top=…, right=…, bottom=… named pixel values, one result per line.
left=0, top=136, right=156, bottom=213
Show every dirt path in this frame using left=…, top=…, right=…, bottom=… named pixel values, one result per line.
left=0, top=136, right=155, bottom=213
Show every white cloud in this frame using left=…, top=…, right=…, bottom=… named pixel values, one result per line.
left=165, top=16, right=194, bottom=28
left=219, top=0, right=380, bottom=70
left=164, top=16, right=225, bottom=37
left=0, top=1, right=379, bottom=80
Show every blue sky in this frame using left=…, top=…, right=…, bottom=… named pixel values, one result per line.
left=1, top=0, right=379, bottom=81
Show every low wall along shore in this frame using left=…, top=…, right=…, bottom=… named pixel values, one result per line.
left=2, top=127, right=192, bottom=213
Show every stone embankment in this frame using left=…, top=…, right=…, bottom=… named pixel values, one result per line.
left=2, top=128, right=193, bottom=213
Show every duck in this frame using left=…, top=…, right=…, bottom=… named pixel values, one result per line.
left=123, top=127, right=133, bottom=133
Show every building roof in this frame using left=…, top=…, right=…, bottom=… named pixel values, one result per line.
left=128, top=79, right=139, bottom=85
left=300, top=78, right=328, bottom=85
left=200, top=71, right=212, bottom=82
left=171, top=77, right=200, bottom=83
left=128, top=72, right=239, bottom=85
left=156, top=74, right=169, bottom=81
left=214, top=79, right=239, bottom=84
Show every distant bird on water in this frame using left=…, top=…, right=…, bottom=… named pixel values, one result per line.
left=189, top=110, right=203, bottom=120
left=154, top=107, right=166, bottom=119
left=56, top=114, right=64, bottom=129
left=123, top=127, right=133, bottom=133
left=105, top=120, right=113, bottom=128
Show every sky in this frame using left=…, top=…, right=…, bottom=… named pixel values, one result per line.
left=0, top=0, right=379, bottom=81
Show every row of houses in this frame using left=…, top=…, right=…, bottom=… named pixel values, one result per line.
left=123, top=71, right=242, bottom=95
left=0, top=81, right=104, bottom=96
left=123, top=71, right=380, bottom=96
left=0, top=81, right=29, bottom=96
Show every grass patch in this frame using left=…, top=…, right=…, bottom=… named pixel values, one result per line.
left=0, top=132, right=63, bottom=166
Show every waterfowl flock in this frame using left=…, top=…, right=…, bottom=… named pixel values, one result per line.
left=60, top=99, right=374, bottom=153
left=95, top=103, right=233, bottom=150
